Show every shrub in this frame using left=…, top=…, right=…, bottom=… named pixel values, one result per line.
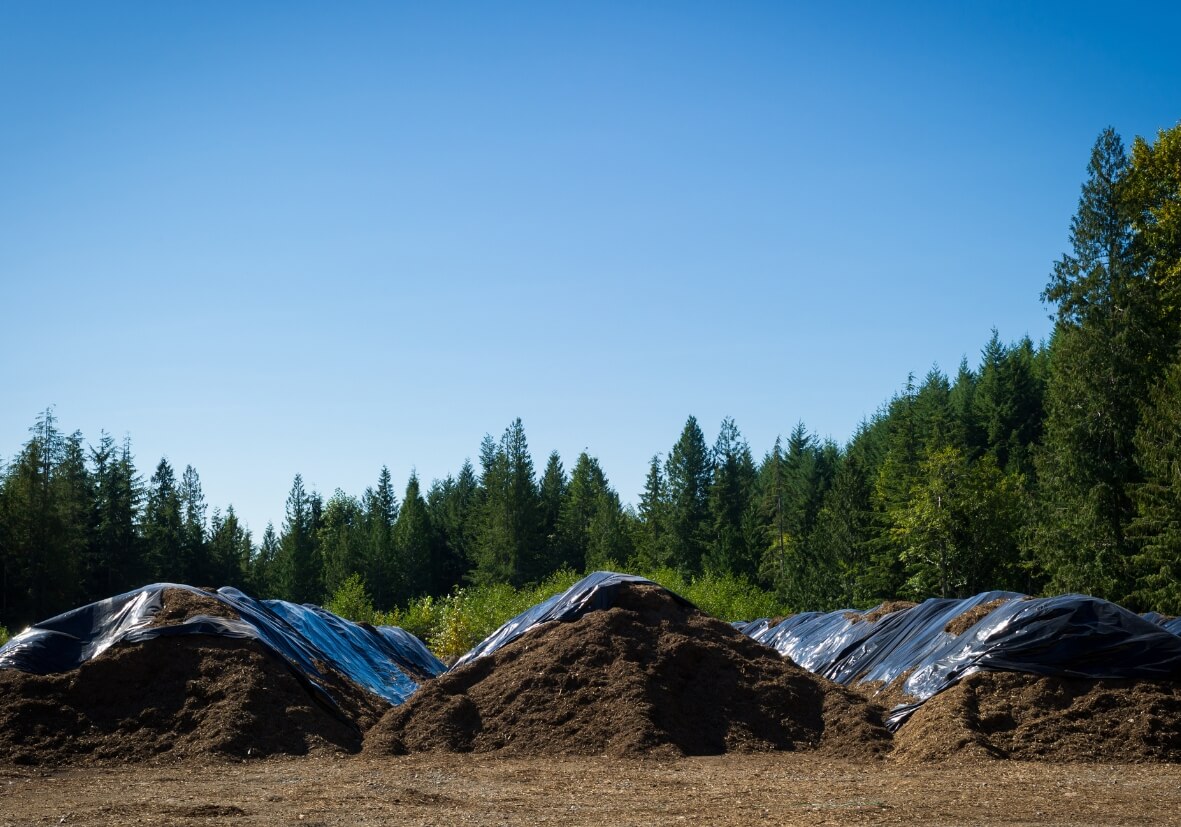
left=0, top=626, right=8, bottom=647
left=325, top=573, right=378, bottom=625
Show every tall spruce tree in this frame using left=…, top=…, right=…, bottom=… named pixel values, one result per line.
left=277, top=474, right=321, bottom=603
left=473, top=420, right=542, bottom=586
left=393, top=472, right=433, bottom=600
left=634, top=454, right=671, bottom=569
left=143, top=458, right=183, bottom=582
left=1034, top=128, right=1154, bottom=600
left=362, top=466, right=399, bottom=609
left=705, top=418, right=759, bottom=579
left=665, top=416, right=712, bottom=574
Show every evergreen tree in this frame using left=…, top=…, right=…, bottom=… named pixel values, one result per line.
left=86, top=433, right=143, bottom=598
left=276, top=474, right=321, bottom=603
left=538, top=451, right=568, bottom=574
left=393, top=472, right=433, bottom=600
left=1034, top=129, right=1154, bottom=600
left=425, top=460, right=478, bottom=593
left=207, top=505, right=251, bottom=588
left=361, top=466, right=399, bottom=609
left=143, top=458, right=183, bottom=582
left=809, top=448, right=874, bottom=607
left=473, top=420, right=542, bottom=586
left=251, top=522, right=280, bottom=596
left=705, top=418, right=759, bottom=578
left=633, top=454, right=671, bottom=569
left=665, top=416, right=712, bottom=574
left=1127, top=357, right=1181, bottom=612
left=178, top=464, right=211, bottom=584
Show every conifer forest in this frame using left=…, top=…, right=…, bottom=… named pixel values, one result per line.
left=4, top=124, right=1181, bottom=632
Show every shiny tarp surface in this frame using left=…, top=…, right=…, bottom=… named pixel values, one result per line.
left=0, top=584, right=445, bottom=712
left=746, top=592, right=1181, bottom=727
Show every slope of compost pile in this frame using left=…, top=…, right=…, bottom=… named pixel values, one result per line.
left=365, top=582, right=891, bottom=759
left=0, top=634, right=376, bottom=765
left=891, top=670, right=1181, bottom=763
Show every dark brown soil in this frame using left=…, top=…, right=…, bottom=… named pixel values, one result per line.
left=892, top=670, right=1181, bottom=763
left=148, top=587, right=240, bottom=627
left=0, top=635, right=387, bottom=766
left=845, top=600, right=918, bottom=624
left=944, top=597, right=1010, bottom=636
left=365, top=583, right=891, bottom=759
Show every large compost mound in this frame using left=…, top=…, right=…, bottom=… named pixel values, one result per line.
left=366, top=583, right=891, bottom=758
left=0, top=635, right=381, bottom=766
left=892, top=671, right=1181, bottom=763
left=0, top=589, right=389, bottom=765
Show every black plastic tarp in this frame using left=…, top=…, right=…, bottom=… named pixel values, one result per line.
left=452, top=571, right=689, bottom=668
left=747, top=592, right=1181, bottom=728
left=0, top=584, right=445, bottom=713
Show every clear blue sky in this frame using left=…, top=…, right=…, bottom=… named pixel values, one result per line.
left=2, top=1, right=1179, bottom=535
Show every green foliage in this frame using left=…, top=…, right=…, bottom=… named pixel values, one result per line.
left=325, top=573, right=378, bottom=625
left=0, top=626, right=8, bottom=647
left=891, top=447, right=1026, bottom=599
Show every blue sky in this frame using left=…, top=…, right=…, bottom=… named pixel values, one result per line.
left=2, top=2, right=1179, bottom=535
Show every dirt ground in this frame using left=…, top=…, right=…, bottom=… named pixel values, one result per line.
left=2, top=753, right=1180, bottom=827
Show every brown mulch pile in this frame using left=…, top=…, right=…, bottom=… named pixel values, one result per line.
left=943, top=598, right=1011, bottom=636
left=148, top=587, right=241, bottom=627
left=891, top=670, right=1181, bottom=763
left=845, top=600, right=918, bottom=624
left=364, top=583, right=891, bottom=759
left=0, top=591, right=391, bottom=766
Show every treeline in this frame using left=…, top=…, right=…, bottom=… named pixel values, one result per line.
left=2, top=123, right=1181, bottom=630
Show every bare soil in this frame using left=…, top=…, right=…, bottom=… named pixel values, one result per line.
left=2, top=753, right=1180, bottom=826
left=366, top=584, right=891, bottom=758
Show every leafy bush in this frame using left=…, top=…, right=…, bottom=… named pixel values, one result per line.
left=0, top=626, right=8, bottom=647
left=325, top=573, right=378, bottom=625
left=374, top=566, right=785, bottom=662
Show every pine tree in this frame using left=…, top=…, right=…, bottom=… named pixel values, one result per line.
left=705, top=418, right=759, bottom=578
left=208, top=505, right=251, bottom=589
left=1127, top=357, right=1181, bottom=612
left=665, top=416, right=712, bottom=574
left=362, top=466, right=399, bottom=609
left=1034, top=128, right=1154, bottom=600
left=143, top=458, right=183, bottom=582
left=251, top=522, right=280, bottom=596
left=425, top=459, right=478, bottom=592
left=634, top=454, right=671, bottom=569
left=473, top=420, right=542, bottom=586
left=277, top=474, right=321, bottom=603
left=538, top=451, right=568, bottom=575
left=179, top=465, right=211, bottom=584
left=86, top=433, right=144, bottom=598
left=393, top=472, right=433, bottom=600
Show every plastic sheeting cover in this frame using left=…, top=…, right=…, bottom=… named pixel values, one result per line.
left=748, top=592, right=1181, bottom=728
left=452, top=571, right=691, bottom=668
left=0, top=584, right=445, bottom=711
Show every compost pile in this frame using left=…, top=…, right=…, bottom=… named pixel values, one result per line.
left=892, top=670, right=1181, bottom=763
left=0, top=590, right=385, bottom=766
left=365, top=583, right=891, bottom=758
